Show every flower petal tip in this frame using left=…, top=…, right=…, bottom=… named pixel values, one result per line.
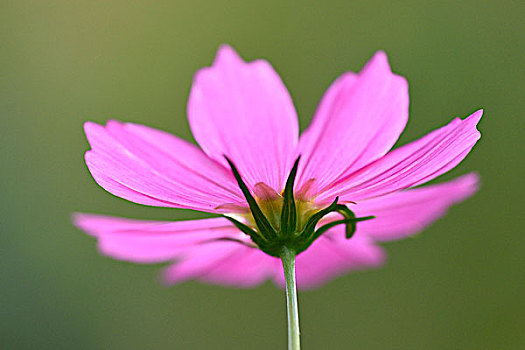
left=456, top=172, right=481, bottom=198
left=83, top=120, right=115, bottom=148
left=467, top=109, right=483, bottom=122
left=214, top=44, right=243, bottom=65
left=466, top=109, right=484, bottom=140
left=71, top=212, right=99, bottom=237
left=363, top=242, right=388, bottom=266
left=372, top=50, right=388, bottom=60
left=71, top=212, right=85, bottom=228
left=83, top=121, right=99, bottom=136
left=158, top=267, right=175, bottom=286
left=366, top=50, right=391, bottom=72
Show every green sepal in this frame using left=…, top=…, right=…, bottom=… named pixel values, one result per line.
left=296, top=218, right=353, bottom=252
left=333, top=204, right=374, bottom=238
left=225, top=156, right=277, bottom=240
left=314, top=215, right=375, bottom=241
left=312, top=219, right=354, bottom=240
left=222, top=215, right=267, bottom=248
left=345, top=215, right=375, bottom=239
left=333, top=204, right=356, bottom=238
left=280, top=157, right=300, bottom=237
left=298, top=197, right=339, bottom=241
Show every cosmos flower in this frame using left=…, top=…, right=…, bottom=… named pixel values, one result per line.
left=74, top=45, right=482, bottom=290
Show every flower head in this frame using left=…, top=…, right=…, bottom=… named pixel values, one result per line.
left=74, top=45, right=481, bottom=289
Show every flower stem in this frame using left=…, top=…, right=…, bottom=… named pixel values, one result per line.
left=281, top=246, right=301, bottom=350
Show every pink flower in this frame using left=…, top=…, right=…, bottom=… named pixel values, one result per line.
left=74, top=45, right=482, bottom=289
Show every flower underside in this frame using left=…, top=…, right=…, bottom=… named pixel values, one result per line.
left=223, top=156, right=374, bottom=257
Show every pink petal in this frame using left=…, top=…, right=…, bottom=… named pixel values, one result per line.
left=188, top=45, right=299, bottom=192
left=273, top=234, right=386, bottom=290
left=84, top=121, right=245, bottom=212
left=318, top=109, right=483, bottom=203
left=353, top=173, right=479, bottom=241
left=193, top=247, right=277, bottom=288
left=296, top=51, right=409, bottom=190
left=161, top=241, right=243, bottom=284
left=73, top=213, right=245, bottom=263
left=161, top=242, right=277, bottom=288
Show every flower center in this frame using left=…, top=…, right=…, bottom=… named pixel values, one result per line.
left=223, top=156, right=374, bottom=257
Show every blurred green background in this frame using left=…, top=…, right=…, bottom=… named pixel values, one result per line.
left=2, top=0, right=524, bottom=349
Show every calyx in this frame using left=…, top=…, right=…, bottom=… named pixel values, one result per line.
left=223, top=156, right=374, bottom=257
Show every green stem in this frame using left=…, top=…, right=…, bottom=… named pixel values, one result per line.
left=281, top=246, right=301, bottom=350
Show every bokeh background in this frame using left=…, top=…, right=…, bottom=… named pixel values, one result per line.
left=2, top=1, right=524, bottom=349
